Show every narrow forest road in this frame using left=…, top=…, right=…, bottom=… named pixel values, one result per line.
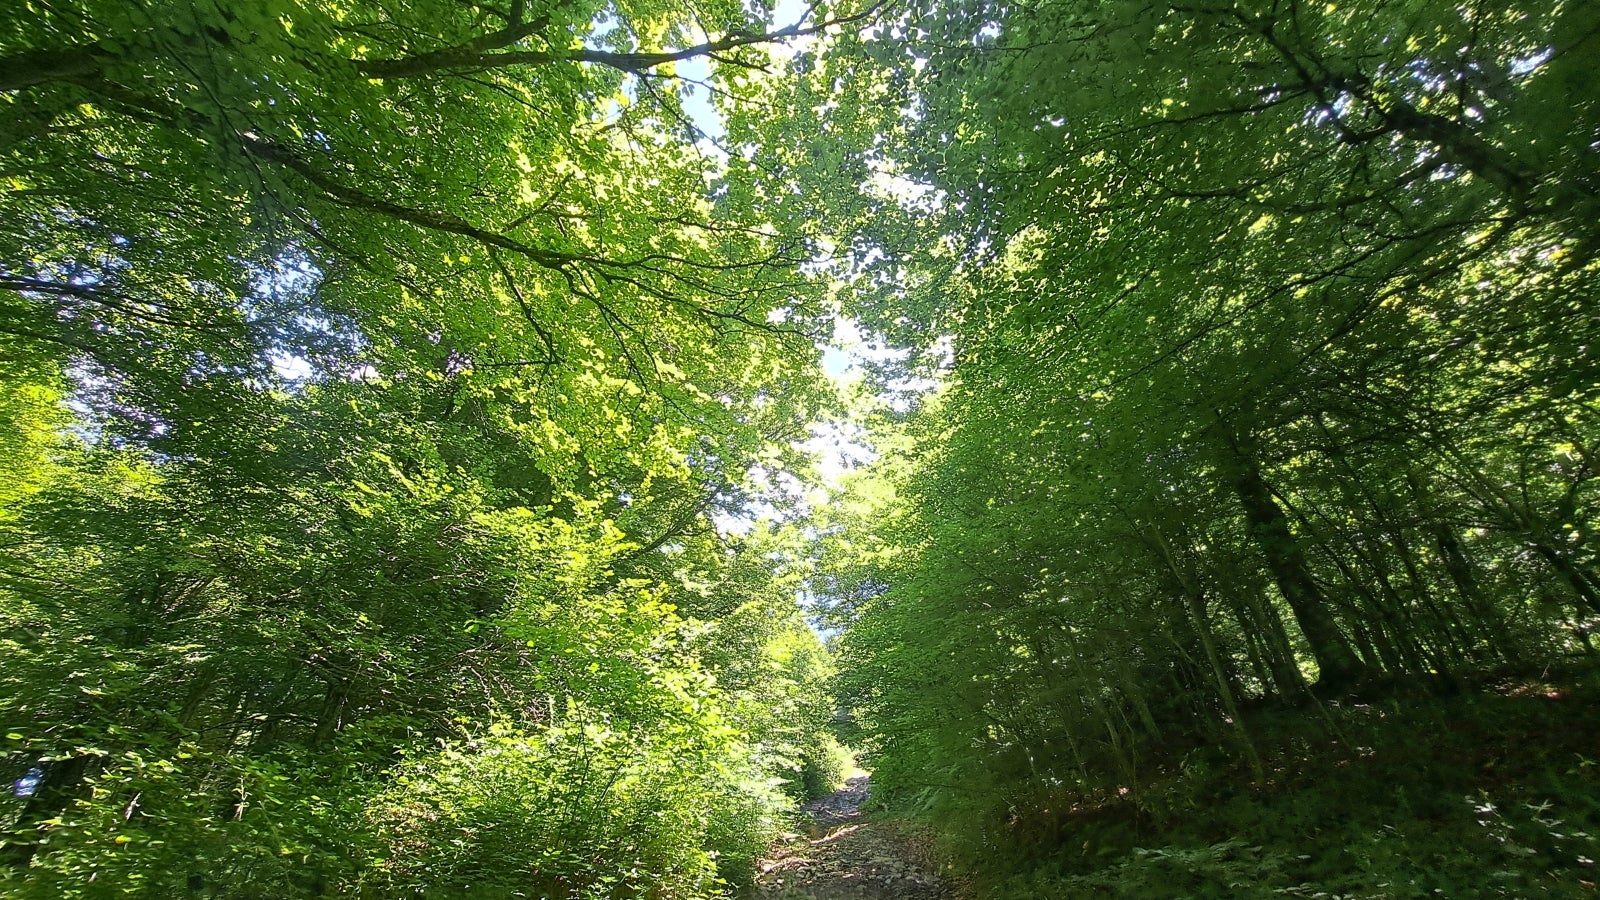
left=754, top=777, right=954, bottom=899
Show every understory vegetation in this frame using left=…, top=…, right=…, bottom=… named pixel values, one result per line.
left=906, top=678, right=1600, bottom=897
left=4, top=0, right=1599, bottom=896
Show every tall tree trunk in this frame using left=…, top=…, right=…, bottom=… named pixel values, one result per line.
left=1223, top=438, right=1366, bottom=689
left=1245, top=584, right=1311, bottom=698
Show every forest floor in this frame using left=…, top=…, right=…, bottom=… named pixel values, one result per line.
left=944, top=673, right=1600, bottom=897
left=753, top=776, right=955, bottom=899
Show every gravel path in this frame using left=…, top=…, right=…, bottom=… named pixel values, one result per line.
left=753, top=777, right=953, bottom=899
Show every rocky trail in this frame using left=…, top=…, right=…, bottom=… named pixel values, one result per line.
left=754, top=777, right=954, bottom=899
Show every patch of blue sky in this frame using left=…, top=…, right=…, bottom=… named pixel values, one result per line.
left=822, top=345, right=853, bottom=377
left=675, top=0, right=811, bottom=143
left=675, top=54, right=723, bottom=142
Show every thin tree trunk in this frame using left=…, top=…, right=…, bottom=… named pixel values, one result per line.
left=1147, top=525, right=1264, bottom=782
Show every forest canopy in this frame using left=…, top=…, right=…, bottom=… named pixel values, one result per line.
left=4, top=0, right=1599, bottom=896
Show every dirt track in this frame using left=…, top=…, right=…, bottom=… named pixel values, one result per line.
left=754, top=776, right=952, bottom=899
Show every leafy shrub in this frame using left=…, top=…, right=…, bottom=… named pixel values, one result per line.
left=795, top=733, right=854, bottom=801
left=368, top=715, right=780, bottom=899
left=2, top=744, right=375, bottom=899
left=1049, top=841, right=1292, bottom=899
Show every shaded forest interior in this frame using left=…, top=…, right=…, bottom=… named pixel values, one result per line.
left=3, top=0, right=1599, bottom=896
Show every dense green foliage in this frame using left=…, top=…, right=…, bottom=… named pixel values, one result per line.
left=796, top=0, right=1600, bottom=894
left=1, top=0, right=858, bottom=895
left=6, top=0, right=1600, bottom=895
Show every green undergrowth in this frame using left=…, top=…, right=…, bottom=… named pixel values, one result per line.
left=796, top=734, right=855, bottom=802
left=915, top=672, right=1600, bottom=898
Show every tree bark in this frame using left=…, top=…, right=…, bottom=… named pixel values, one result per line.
left=1222, top=435, right=1366, bottom=689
